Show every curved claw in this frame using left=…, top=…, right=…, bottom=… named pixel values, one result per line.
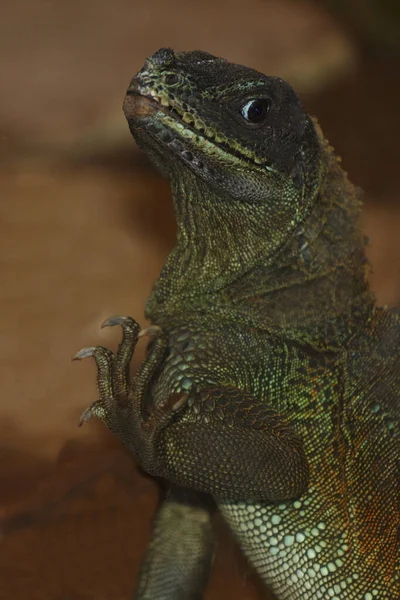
left=73, top=346, right=114, bottom=361
left=72, top=346, right=97, bottom=361
left=101, top=315, right=131, bottom=329
left=78, top=406, right=93, bottom=426
left=138, top=325, right=162, bottom=338
left=78, top=400, right=106, bottom=427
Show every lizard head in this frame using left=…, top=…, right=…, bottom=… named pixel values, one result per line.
left=124, top=47, right=323, bottom=210
left=123, top=49, right=332, bottom=288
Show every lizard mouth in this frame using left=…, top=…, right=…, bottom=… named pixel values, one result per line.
left=124, top=93, right=159, bottom=119
left=124, top=88, right=269, bottom=172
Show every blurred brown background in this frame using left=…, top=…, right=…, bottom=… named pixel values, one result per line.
left=1, top=1, right=399, bottom=598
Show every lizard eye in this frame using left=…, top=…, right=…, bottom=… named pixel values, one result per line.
left=241, top=98, right=270, bottom=123
left=164, top=73, right=180, bottom=86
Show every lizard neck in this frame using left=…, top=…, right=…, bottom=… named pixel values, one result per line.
left=222, top=149, right=375, bottom=349
left=146, top=145, right=374, bottom=349
left=165, top=168, right=286, bottom=287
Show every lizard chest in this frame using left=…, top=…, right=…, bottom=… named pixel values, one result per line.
left=148, top=323, right=271, bottom=408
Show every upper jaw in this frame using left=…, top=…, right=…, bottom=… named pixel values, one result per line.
left=123, top=65, right=286, bottom=204
left=123, top=68, right=270, bottom=175
left=123, top=80, right=214, bottom=177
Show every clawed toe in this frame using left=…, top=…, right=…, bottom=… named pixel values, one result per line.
left=72, top=346, right=97, bottom=361
left=74, top=315, right=178, bottom=463
left=73, top=316, right=141, bottom=430
left=78, top=400, right=106, bottom=427
left=101, top=315, right=132, bottom=329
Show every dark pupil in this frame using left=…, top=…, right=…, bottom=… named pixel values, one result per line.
left=243, top=99, right=269, bottom=123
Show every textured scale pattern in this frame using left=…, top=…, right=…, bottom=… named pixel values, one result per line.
left=75, top=49, right=399, bottom=599
left=153, top=318, right=399, bottom=599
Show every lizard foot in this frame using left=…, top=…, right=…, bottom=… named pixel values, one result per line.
left=73, top=318, right=188, bottom=465
left=73, top=316, right=140, bottom=432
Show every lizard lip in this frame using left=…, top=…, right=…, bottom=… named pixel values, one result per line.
left=123, top=82, right=269, bottom=170
left=124, top=87, right=193, bottom=137
left=123, top=90, right=161, bottom=120
left=124, top=87, right=210, bottom=172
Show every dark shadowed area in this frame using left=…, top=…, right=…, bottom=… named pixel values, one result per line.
left=1, top=1, right=399, bottom=598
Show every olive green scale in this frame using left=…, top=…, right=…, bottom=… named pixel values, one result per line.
left=77, top=48, right=399, bottom=600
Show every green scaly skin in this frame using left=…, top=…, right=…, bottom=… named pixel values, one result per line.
left=74, top=49, right=399, bottom=599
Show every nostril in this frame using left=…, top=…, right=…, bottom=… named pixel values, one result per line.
left=149, top=47, right=175, bottom=68
left=141, top=58, right=153, bottom=72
